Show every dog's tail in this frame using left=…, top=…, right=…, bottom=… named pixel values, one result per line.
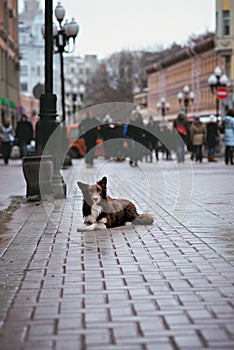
left=133, top=213, right=154, bottom=225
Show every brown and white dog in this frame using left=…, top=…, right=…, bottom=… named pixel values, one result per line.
left=77, top=176, right=154, bottom=231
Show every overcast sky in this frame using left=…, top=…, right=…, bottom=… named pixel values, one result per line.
left=19, top=0, right=215, bottom=58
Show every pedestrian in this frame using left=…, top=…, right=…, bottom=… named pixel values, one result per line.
left=223, top=108, right=234, bottom=165
left=100, top=114, right=113, bottom=160
left=190, top=116, right=206, bottom=163
left=0, top=118, right=14, bottom=165
left=126, top=111, right=144, bottom=167
left=173, top=110, right=190, bottom=162
left=79, top=111, right=100, bottom=167
left=145, top=116, right=159, bottom=162
left=111, top=121, right=125, bottom=161
left=206, top=114, right=218, bottom=162
left=159, top=120, right=173, bottom=160
left=15, top=114, right=33, bottom=158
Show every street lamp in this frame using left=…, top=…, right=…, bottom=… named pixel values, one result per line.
left=177, top=85, right=195, bottom=114
left=157, top=97, right=170, bottom=160
left=156, top=97, right=170, bottom=116
left=208, top=66, right=229, bottom=118
left=35, top=0, right=67, bottom=198
left=42, top=3, right=79, bottom=168
left=54, top=2, right=79, bottom=122
left=41, top=2, right=79, bottom=122
left=67, top=81, right=86, bottom=118
left=79, top=84, right=86, bottom=108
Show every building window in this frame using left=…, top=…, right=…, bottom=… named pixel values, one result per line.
left=222, top=10, right=230, bottom=36
left=20, top=65, right=28, bottom=76
left=20, top=82, right=28, bottom=91
left=225, top=55, right=231, bottom=78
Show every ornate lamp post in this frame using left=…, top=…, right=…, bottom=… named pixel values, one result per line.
left=208, top=66, right=228, bottom=118
left=71, top=85, right=79, bottom=115
left=156, top=97, right=170, bottom=160
left=42, top=2, right=79, bottom=122
left=177, top=85, right=195, bottom=114
left=156, top=97, right=170, bottom=117
left=42, top=3, right=79, bottom=168
left=67, top=82, right=85, bottom=118
left=27, top=0, right=66, bottom=199
left=79, top=84, right=86, bottom=109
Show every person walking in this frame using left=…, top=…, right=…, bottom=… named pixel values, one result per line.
left=173, top=110, right=190, bottom=162
left=15, top=114, right=33, bottom=158
left=0, top=118, right=14, bottom=165
left=190, top=116, right=206, bottom=163
left=126, top=111, right=144, bottom=167
left=206, top=114, right=218, bottom=162
left=79, top=111, right=100, bottom=167
left=100, top=114, right=113, bottom=160
left=145, top=116, right=159, bottom=162
left=223, top=108, right=234, bottom=165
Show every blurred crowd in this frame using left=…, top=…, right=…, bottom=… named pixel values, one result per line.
left=1, top=107, right=234, bottom=167
left=77, top=108, right=234, bottom=167
left=0, top=114, right=33, bottom=165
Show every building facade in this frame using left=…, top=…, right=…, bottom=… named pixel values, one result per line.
left=215, top=0, right=234, bottom=97
left=0, top=0, right=20, bottom=127
left=145, top=34, right=228, bottom=121
left=63, top=54, right=98, bottom=120
left=18, top=0, right=45, bottom=119
left=18, top=0, right=63, bottom=120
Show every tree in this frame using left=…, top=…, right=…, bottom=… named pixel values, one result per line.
left=85, top=50, right=152, bottom=106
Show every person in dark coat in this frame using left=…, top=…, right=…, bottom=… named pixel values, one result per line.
left=126, top=111, right=144, bottom=166
left=79, top=111, right=100, bottom=167
left=100, top=115, right=113, bottom=160
left=173, top=111, right=190, bottom=162
left=145, top=116, right=159, bottom=162
left=15, top=114, right=33, bottom=158
left=206, top=114, right=218, bottom=162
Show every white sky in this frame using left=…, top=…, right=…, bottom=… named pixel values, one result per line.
left=19, top=0, right=215, bottom=58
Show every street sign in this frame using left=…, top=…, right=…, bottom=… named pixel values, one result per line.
left=216, top=87, right=229, bottom=100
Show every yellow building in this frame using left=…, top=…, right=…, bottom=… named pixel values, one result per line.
left=145, top=34, right=227, bottom=121
left=215, top=0, right=234, bottom=84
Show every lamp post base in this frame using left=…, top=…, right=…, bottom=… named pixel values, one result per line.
left=22, top=155, right=54, bottom=199
left=35, top=93, right=67, bottom=199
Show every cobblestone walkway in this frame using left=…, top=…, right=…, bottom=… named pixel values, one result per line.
left=0, top=159, right=234, bottom=349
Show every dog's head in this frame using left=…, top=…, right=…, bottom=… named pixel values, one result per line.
left=77, top=176, right=107, bottom=205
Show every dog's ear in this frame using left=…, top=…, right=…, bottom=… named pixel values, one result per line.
left=98, top=176, right=107, bottom=188
left=77, top=181, right=87, bottom=191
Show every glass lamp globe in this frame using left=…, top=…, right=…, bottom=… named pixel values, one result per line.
left=214, top=66, right=222, bottom=77
left=55, top=2, right=65, bottom=23
left=208, top=74, right=217, bottom=85
left=189, top=91, right=195, bottom=101
left=65, top=18, right=79, bottom=38
left=183, top=85, right=190, bottom=93
left=220, top=74, right=228, bottom=85
left=177, top=92, right=183, bottom=101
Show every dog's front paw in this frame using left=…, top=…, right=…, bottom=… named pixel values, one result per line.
left=77, top=224, right=89, bottom=232
left=125, top=222, right=132, bottom=226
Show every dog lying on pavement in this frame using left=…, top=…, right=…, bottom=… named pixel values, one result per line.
left=77, top=176, right=154, bottom=231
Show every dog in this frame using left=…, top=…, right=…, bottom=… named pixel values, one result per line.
left=77, top=176, right=154, bottom=231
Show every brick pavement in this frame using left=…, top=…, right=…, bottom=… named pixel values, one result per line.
left=0, top=158, right=234, bottom=350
